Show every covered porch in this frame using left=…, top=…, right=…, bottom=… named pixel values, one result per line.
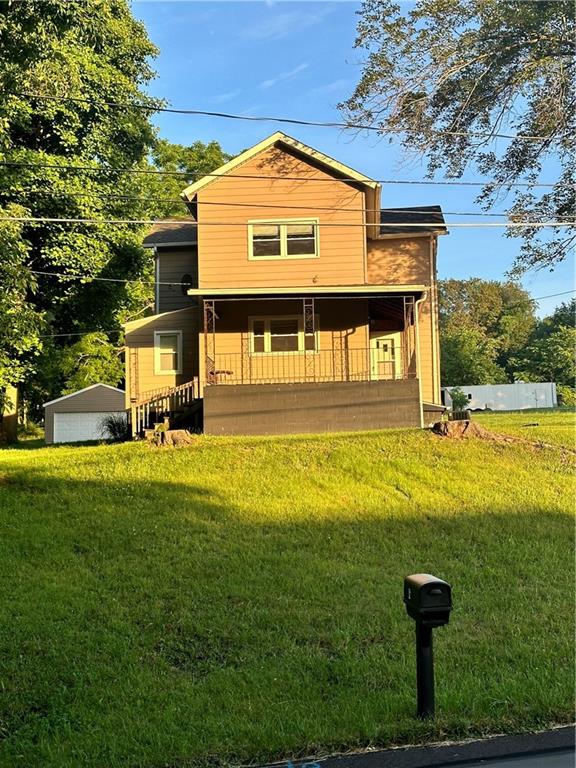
left=195, top=286, right=426, bottom=390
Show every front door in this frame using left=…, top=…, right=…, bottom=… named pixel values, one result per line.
left=370, top=333, right=402, bottom=380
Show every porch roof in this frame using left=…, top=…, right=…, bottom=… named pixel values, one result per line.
left=187, top=284, right=427, bottom=298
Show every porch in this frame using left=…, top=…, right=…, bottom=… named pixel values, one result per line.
left=200, top=292, right=422, bottom=389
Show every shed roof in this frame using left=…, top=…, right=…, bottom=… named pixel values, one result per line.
left=43, top=383, right=125, bottom=408
left=379, top=206, right=447, bottom=236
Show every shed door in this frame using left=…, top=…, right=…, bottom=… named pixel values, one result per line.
left=53, top=411, right=125, bottom=444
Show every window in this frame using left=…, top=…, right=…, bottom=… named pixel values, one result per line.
left=249, top=316, right=319, bottom=354
left=249, top=220, right=318, bottom=260
left=154, top=331, right=182, bottom=374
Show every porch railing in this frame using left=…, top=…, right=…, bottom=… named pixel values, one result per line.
left=130, top=378, right=199, bottom=436
left=206, top=348, right=415, bottom=386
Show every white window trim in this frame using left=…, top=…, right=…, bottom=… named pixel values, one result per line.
left=154, top=330, right=183, bottom=375
left=249, top=315, right=320, bottom=355
left=247, top=218, right=320, bottom=261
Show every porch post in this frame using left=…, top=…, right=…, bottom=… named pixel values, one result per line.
left=303, top=297, right=315, bottom=380
left=203, top=299, right=216, bottom=384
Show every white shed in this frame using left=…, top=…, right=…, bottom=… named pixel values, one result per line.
left=44, top=384, right=126, bottom=444
left=442, top=382, right=557, bottom=411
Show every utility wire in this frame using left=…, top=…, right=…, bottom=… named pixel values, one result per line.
left=4, top=189, right=568, bottom=219
left=6, top=91, right=555, bottom=142
left=3, top=216, right=573, bottom=227
left=33, top=289, right=576, bottom=339
left=0, top=160, right=563, bottom=188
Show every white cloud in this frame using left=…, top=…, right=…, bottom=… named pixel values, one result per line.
left=211, top=88, right=243, bottom=105
left=259, top=62, right=309, bottom=90
left=243, top=7, right=332, bottom=42
left=311, top=78, right=351, bottom=96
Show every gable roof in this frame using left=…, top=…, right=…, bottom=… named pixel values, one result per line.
left=180, top=131, right=379, bottom=201
left=43, top=383, right=125, bottom=408
left=379, top=206, right=447, bottom=236
left=143, top=219, right=197, bottom=247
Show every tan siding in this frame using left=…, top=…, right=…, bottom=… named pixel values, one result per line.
left=44, top=385, right=125, bottom=444
left=197, top=145, right=366, bottom=289
left=157, top=247, right=198, bottom=313
left=367, top=236, right=431, bottom=285
left=367, top=236, right=440, bottom=403
left=125, top=307, right=200, bottom=405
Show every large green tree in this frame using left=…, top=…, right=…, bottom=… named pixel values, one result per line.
left=0, top=0, right=160, bottom=413
left=340, top=0, right=575, bottom=273
left=439, top=278, right=536, bottom=375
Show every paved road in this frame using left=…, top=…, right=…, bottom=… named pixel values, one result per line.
left=457, top=750, right=574, bottom=768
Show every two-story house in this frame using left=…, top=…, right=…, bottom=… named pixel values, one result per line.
left=124, top=132, right=446, bottom=436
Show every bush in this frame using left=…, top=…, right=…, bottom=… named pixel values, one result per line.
left=99, top=413, right=130, bottom=442
left=557, top=385, right=576, bottom=407
left=448, top=387, right=469, bottom=411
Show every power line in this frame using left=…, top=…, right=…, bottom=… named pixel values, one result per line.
left=0, top=160, right=563, bottom=188
left=32, top=289, right=576, bottom=339
left=3, top=215, right=573, bottom=228
left=6, top=91, right=555, bottom=142
left=5, top=189, right=569, bottom=219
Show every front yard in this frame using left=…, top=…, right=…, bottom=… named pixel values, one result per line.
left=0, top=412, right=574, bottom=767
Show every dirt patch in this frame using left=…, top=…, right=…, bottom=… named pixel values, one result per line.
left=432, top=419, right=576, bottom=455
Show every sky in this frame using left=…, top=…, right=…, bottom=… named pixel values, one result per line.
left=132, top=0, right=574, bottom=318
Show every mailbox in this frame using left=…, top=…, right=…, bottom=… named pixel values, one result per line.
left=404, top=573, right=452, bottom=627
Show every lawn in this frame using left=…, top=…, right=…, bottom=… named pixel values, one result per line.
left=0, top=412, right=574, bottom=768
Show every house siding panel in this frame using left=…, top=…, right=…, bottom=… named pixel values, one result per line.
left=367, top=236, right=439, bottom=403
left=157, top=247, right=198, bottom=313
left=124, top=307, right=200, bottom=405
left=197, top=145, right=366, bottom=289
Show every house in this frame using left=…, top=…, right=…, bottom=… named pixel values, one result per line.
left=124, top=132, right=447, bottom=436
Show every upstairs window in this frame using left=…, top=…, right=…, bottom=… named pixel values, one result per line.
left=154, top=331, right=182, bottom=375
left=249, top=220, right=319, bottom=260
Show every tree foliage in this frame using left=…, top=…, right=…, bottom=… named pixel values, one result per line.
left=439, top=278, right=536, bottom=384
left=0, top=0, right=160, bottom=411
left=440, top=281, right=575, bottom=387
left=340, top=0, right=575, bottom=273
left=149, top=139, right=231, bottom=218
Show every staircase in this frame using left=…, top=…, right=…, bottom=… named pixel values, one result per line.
left=130, top=378, right=200, bottom=437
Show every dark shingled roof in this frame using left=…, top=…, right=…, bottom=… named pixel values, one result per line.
left=143, top=219, right=197, bottom=247
left=379, top=205, right=446, bottom=235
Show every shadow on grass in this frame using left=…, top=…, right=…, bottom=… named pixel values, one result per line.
left=0, top=468, right=574, bottom=768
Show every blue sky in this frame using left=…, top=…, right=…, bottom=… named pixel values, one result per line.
left=132, top=0, right=574, bottom=317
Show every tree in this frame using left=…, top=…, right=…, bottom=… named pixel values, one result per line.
left=149, top=139, right=231, bottom=218
left=440, top=322, right=507, bottom=386
left=438, top=278, right=537, bottom=382
left=0, top=0, right=160, bottom=412
left=512, top=326, right=576, bottom=386
left=340, top=0, right=575, bottom=273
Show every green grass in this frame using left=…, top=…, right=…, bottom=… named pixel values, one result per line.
left=0, top=412, right=574, bottom=768
left=475, top=408, right=576, bottom=448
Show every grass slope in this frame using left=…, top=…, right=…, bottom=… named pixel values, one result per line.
left=0, top=412, right=574, bottom=768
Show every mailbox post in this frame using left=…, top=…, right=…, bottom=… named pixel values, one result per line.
left=404, top=574, right=452, bottom=719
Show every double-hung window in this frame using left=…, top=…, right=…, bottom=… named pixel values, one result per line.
left=249, top=220, right=319, bottom=260
left=154, top=331, right=182, bottom=374
left=250, top=316, right=319, bottom=354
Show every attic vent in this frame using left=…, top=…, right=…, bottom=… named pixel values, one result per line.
left=180, top=273, right=194, bottom=296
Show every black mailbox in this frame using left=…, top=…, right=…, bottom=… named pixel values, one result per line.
left=404, top=573, right=452, bottom=627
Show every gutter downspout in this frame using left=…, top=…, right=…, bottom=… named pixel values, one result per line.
left=414, top=292, right=428, bottom=429
left=429, top=236, right=440, bottom=404
left=153, top=246, right=159, bottom=314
